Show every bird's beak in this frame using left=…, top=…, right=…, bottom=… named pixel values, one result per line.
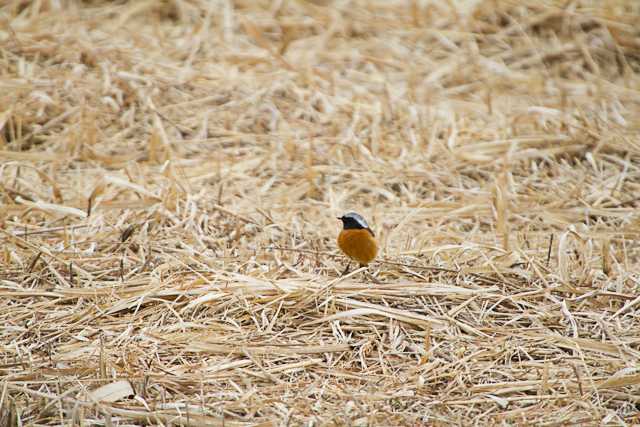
left=336, top=216, right=342, bottom=220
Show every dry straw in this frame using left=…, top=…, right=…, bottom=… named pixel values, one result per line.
left=1, top=0, right=639, bottom=425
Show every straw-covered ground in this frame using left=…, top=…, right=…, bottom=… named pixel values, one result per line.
left=1, top=0, right=640, bottom=425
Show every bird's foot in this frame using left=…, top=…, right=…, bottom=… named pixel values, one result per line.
left=341, top=262, right=351, bottom=277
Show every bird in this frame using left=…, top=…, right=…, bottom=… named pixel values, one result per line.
left=337, top=212, right=378, bottom=275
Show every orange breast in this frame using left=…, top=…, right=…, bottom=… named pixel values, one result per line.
left=337, top=229, right=378, bottom=265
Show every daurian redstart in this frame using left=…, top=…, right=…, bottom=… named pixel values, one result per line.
left=337, top=212, right=378, bottom=274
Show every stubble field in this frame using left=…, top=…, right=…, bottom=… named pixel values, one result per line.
left=1, top=0, right=640, bottom=425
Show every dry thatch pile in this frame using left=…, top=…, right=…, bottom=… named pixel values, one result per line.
left=1, top=0, right=639, bottom=425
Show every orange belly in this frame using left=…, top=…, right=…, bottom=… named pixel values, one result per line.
left=337, top=229, right=378, bottom=265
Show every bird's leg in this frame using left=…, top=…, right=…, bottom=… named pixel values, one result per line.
left=341, top=262, right=351, bottom=276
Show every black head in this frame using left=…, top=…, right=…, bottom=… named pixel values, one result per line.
left=337, top=212, right=374, bottom=236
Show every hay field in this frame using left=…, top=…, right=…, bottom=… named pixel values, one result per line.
left=1, top=0, right=640, bottom=425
